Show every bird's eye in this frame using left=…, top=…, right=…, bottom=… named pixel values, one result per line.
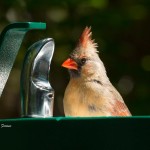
left=80, top=58, right=87, bottom=65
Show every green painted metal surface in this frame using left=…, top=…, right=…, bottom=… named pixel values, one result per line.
left=0, top=117, right=150, bottom=150
left=0, top=22, right=46, bottom=98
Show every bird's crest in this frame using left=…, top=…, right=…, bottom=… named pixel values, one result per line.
left=79, top=26, right=98, bottom=48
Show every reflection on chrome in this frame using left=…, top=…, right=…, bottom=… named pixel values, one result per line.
left=20, top=38, right=55, bottom=118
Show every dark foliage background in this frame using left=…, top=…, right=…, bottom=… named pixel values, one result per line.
left=0, top=0, right=150, bottom=118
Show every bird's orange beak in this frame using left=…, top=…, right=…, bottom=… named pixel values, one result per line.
left=62, top=58, right=78, bottom=70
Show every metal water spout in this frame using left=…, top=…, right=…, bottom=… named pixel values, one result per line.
left=21, top=38, right=55, bottom=118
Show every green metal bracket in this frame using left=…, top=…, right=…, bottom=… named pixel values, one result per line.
left=0, top=22, right=46, bottom=98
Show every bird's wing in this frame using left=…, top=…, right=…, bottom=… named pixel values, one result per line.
left=110, top=100, right=131, bottom=116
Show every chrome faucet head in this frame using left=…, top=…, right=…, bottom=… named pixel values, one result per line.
left=21, top=38, right=55, bottom=118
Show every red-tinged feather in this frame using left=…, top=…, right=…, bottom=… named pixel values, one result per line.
left=79, top=26, right=97, bottom=48
left=63, top=26, right=131, bottom=117
left=110, top=100, right=131, bottom=116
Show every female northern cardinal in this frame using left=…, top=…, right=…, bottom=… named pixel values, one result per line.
left=62, top=27, right=131, bottom=117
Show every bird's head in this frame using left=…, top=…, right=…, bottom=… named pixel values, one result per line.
left=62, top=27, right=106, bottom=79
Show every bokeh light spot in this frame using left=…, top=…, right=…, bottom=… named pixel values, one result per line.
left=6, top=8, right=18, bottom=22
left=47, top=8, right=68, bottom=23
left=117, top=76, right=134, bottom=95
left=128, top=5, right=147, bottom=20
left=141, top=55, right=150, bottom=71
left=90, top=0, right=108, bottom=9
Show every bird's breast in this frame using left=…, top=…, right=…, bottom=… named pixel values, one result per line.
left=63, top=80, right=111, bottom=116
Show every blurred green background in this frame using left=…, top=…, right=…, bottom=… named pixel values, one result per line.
left=0, top=0, right=149, bottom=118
